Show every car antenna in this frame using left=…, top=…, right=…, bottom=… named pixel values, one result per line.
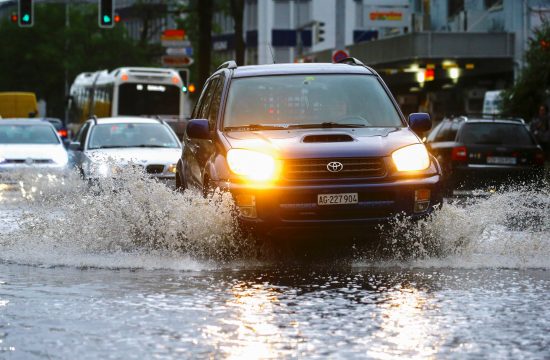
left=268, top=43, right=276, bottom=64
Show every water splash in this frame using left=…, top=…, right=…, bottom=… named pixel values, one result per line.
left=371, top=185, right=550, bottom=269
left=0, top=166, right=252, bottom=269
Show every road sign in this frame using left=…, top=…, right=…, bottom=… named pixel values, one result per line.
left=161, top=39, right=191, bottom=48
left=161, top=55, right=194, bottom=67
left=332, top=49, right=350, bottom=63
left=166, top=47, right=193, bottom=56
left=162, top=29, right=185, bottom=40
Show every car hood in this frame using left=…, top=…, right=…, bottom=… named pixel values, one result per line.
left=86, top=148, right=181, bottom=165
left=0, top=144, right=67, bottom=160
left=222, top=127, right=420, bottom=158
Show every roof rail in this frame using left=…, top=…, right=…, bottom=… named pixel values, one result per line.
left=91, top=115, right=98, bottom=124
left=336, top=57, right=365, bottom=66
left=217, top=60, right=237, bottom=71
left=155, top=115, right=168, bottom=125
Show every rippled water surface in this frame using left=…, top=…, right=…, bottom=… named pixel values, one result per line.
left=1, top=170, right=549, bottom=359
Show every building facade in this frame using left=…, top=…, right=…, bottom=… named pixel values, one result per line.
left=213, top=0, right=550, bottom=120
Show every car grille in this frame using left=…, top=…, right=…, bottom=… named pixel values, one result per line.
left=4, top=159, right=53, bottom=164
left=146, top=165, right=165, bottom=174
left=283, top=158, right=386, bottom=181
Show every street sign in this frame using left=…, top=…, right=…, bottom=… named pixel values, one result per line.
left=161, top=39, right=191, bottom=48
left=162, top=29, right=185, bottom=40
left=332, top=49, right=350, bottom=63
left=166, top=47, right=193, bottom=56
left=161, top=55, right=194, bottom=67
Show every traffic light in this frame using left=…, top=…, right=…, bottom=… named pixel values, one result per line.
left=178, top=69, right=190, bottom=93
left=314, top=21, right=325, bottom=44
left=99, top=0, right=114, bottom=28
left=18, top=0, right=33, bottom=27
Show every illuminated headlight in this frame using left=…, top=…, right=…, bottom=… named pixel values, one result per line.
left=167, top=164, right=177, bottom=174
left=227, top=149, right=278, bottom=182
left=391, top=144, right=430, bottom=172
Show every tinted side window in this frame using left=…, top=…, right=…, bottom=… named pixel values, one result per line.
left=76, top=122, right=90, bottom=145
left=208, top=77, right=224, bottom=129
left=434, top=122, right=459, bottom=142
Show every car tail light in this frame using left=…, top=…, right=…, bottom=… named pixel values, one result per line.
left=58, top=129, right=68, bottom=138
left=451, top=146, right=467, bottom=162
left=535, top=150, right=545, bottom=165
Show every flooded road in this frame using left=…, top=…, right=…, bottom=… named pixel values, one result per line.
left=1, top=170, right=549, bottom=359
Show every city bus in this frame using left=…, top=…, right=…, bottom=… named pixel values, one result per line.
left=67, top=67, right=186, bottom=135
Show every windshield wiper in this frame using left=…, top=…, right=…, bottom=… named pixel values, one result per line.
left=224, top=124, right=290, bottom=131
left=287, top=122, right=367, bottom=129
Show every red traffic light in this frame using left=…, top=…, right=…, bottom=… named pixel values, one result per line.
left=114, top=14, right=121, bottom=23
left=11, top=13, right=18, bottom=23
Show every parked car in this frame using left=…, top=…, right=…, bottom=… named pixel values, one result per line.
left=43, top=118, right=69, bottom=142
left=0, top=119, right=69, bottom=175
left=69, top=117, right=181, bottom=186
left=426, top=116, right=545, bottom=194
left=178, top=58, right=443, bottom=235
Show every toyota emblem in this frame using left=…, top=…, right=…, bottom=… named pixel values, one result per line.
left=326, top=161, right=343, bottom=172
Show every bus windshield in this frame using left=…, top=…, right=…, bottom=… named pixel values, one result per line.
left=118, top=83, right=180, bottom=116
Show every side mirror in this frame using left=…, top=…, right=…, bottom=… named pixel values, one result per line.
left=186, top=119, right=210, bottom=140
left=409, top=113, right=432, bottom=133
left=69, top=141, right=82, bottom=151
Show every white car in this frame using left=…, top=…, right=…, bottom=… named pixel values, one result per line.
left=0, top=119, right=69, bottom=174
left=69, top=117, right=182, bottom=185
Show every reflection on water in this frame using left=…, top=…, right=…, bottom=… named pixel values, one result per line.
left=369, top=287, right=442, bottom=359
left=0, top=264, right=549, bottom=358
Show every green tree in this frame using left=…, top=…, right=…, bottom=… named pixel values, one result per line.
left=503, top=20, right=550, bottom=121
left=0, top=3, right=156, bottom=119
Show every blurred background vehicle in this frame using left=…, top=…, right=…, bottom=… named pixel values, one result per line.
left=0, top=92, right=38, bottom=118
left=42, top=117, right=69, bottom=146
left=69, top=117, right=181, bottom=187
left=426, top=116, right=545, bottom=195
left=0, top=119, right=69, bottom=176
left=67, top=68, right=187, bottom=137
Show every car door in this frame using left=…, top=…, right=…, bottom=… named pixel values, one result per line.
left=199, top=76, right=224, bottom=188
left=184, top=79, right=216, bottom=189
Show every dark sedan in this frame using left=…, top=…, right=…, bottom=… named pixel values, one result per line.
left=426, top=116, right=545, bottom=194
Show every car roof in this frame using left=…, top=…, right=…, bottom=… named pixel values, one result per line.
left=442, top=116, right=526, bottom=125
left=0, top=119, right=55, bottom=126
left=232, top=63, right=374, bottom=78
left=92, top=117, right=164, bottom=125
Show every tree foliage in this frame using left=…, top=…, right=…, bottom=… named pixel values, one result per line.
left=0, top=3, right=156, bottom=118
left=502, top=20, right=550, bottom=121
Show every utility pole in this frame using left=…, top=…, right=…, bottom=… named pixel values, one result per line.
left=64, top=1, right=70, bottom=123
left=335, top=0, right=345, bottom=50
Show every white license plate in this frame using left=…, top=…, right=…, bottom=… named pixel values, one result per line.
left=486, top=156, right=516, bottom=165
left=317, top=193, right=358, bottom=205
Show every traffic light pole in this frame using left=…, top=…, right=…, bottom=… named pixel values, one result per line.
left=335, top=0, right=345, bottom=50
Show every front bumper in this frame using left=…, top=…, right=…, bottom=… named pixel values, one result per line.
left=214, top=175, right=443, bottom=234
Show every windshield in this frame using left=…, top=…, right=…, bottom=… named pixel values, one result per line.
left=223, top=74, right=403, bottom=129
left=88, top=123, right=180, bottom=149
left=460, top=123, right=534, bottom=145
left=118, top=83, right=180, bottom=116
left=0, top=124, right=59, bottom=144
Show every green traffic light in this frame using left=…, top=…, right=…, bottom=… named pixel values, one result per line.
left=182, top=86, right=188, bottom=93
left=22, top=14, right=30, bottom=22
left=103, top=15, right=111, bottom=23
